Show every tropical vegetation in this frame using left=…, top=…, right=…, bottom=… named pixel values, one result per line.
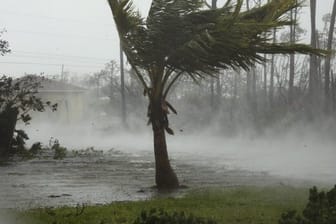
left=106, top=0, right=327, bottom=190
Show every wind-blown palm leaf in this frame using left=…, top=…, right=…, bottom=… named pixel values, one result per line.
left=107, top=0, right=327, bottom=92
left=107, top=0, right=142, bottom=35
left=165, top=0, right=327, bottom=76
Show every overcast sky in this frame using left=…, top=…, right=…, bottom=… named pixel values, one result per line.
left=0, top=0, right=334, bottom=77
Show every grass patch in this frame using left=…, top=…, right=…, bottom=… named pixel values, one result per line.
left=16, top=186, right=309, bottom=224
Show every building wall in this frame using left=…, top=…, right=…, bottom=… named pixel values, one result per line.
left=33, top=92, right=86, bottom=124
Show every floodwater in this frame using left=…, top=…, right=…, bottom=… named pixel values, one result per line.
left=0, top=148, right=279, bottom=209
left=0, top=127, right=335, bottom=209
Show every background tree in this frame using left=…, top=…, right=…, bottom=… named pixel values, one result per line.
left=289, top=2, right=298, bottom=105
left=0, top=76, right=57, bottom=158
left=0, top=29, right=10, bottom=56
left=269, top=28, right=276, bottom=108
left=98, top=60, right=120, bottom=103
left=324, top=0, right=336, bottom=112
left=107, top=0, right=327, bottom=190
left=309, top=0, right=319, bottom=112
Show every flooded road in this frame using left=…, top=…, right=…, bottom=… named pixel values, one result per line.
left=1, top=130, right=335, bottom=209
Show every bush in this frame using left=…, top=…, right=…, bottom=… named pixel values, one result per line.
left=50, top=139, right=67, bottom=160
left=29, top=142, right=43, bottom=155
left=279, top=186, right=336, bottom=224
left=133, top=209, right=217, bottom=224
left=0, top=75, right=57, bottom=157
left=16, top=142, right=43, bottom=160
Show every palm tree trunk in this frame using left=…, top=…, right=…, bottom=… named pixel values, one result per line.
left=324, top=0, right=336, bottom=112
left=150, top=100, right=179, bottom=190
left=212, top=0, right=217, bottom=8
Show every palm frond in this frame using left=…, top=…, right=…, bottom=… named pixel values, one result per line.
left=163, top=0, right=328, bottom=75
left=256, top=43, right=329, bottom=56
left=107, top=0, right=329, bottom=93
left=107, top=0, right=143, bottom=35
left=107, top=0, right=152, bottom=89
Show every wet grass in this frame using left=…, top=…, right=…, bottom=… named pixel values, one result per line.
left=16, top=186, right=309, bottom=224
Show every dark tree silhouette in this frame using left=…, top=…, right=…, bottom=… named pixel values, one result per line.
left=0, top=76, right=57, bottom=158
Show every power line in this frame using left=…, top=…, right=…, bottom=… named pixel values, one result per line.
left=8, top=29, right=115, bottom=41
left=0, top=61, right=104, bottom=69
left=5, top=54, right=106, bottom=63
left=5, top=51, right=112, bottom=63
left=12, top=50, right=112, bottom=61
left=0, top=9, right=112, bottom=27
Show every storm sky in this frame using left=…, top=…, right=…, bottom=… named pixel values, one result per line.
left=0, top=0, right=334, bottom=77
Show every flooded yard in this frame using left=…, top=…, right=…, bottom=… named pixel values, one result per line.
left=0, top=149, right=269, bottom=209
left=1, top=131, right=335, bottom=209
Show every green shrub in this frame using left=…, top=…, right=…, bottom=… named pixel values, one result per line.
left=51, top=139, right=67, bottom=160
left=279, top=186, right=336, bottom=224
left=29, top=142, right=43, bottom=155
left=14, top=141, right=43, bottom=160
left=0, top=75, right=57, bottom=158
left=133, top=208, right=217, bottom=224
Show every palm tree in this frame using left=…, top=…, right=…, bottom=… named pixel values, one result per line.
left=107, top=0, right=326, bottom=190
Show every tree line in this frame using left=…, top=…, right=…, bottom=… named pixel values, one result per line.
left=83, top=0, right=336, bottom=135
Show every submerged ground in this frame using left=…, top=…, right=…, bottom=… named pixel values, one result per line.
left=0, top=146, right=293, bottom=209
left=1, top=124, right=335, bottom=209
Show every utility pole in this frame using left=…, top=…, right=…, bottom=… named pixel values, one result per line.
left=120, top=42, right=127, bottom=127
left=61, top=64, right=64, bottom=82
left=110, top=63, right=114, bottom=103
left=210, top=0, right=217, bottom=110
